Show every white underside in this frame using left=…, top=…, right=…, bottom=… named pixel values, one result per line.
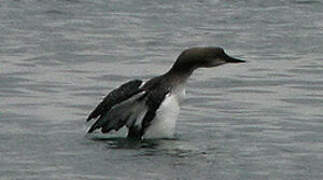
left=143, top=85, right=185, bottom=139
left=143, top=94, right=180, bottom=139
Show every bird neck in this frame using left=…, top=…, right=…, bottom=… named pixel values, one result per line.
left=164, top=66, right=193, bottom=85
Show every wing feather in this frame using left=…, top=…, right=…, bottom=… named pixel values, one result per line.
left=87, top=91, right=147, bottom=133
left=87, top=76, right=171, bottom=139
left=86, top=79, right=143, bottom=122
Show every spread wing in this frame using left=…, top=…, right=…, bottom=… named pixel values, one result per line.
left=86, top=75, right=171, bottom=139
left=86, top=79, right=143, bottom=122
left=87, top=91, right=147, bottom=133
left=86, top=80, right=144, bottom=134
left=87, top=80, right=170, bottom=139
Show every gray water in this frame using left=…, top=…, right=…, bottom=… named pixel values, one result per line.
left=1, top=0, right=323, bottom=179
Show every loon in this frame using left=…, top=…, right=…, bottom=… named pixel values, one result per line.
left=86, top=47, right=245, bottom=139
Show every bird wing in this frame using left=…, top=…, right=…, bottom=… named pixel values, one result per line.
left=87, top=90, right=147, bottom=133
left=87, top=81, right=170, bottom=138
left=86, top=79, right=143, bottom=122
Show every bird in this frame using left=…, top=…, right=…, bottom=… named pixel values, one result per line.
left=86, top=47, right=245, bottom=139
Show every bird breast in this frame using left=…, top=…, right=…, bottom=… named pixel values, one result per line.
left=173, top=83, right=186, bottom=103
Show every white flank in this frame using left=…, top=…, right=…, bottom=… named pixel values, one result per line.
left=143, top=92, right=181, bottom=139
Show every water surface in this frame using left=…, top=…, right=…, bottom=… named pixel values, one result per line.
left=1, top=0, right=323, bottom=179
